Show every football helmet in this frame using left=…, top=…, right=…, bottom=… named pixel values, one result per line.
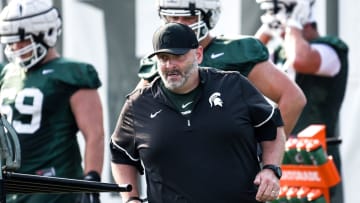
left=0, top=0, right=62, bottom=70
left=156, top=0, right=221, bottom=41
left=256, top=0, right=315, bottom=25
left=256, top=0, right=297, bottom=15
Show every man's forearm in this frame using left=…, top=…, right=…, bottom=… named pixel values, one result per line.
left=111, top=163, right=140, bottom=202
left=261, top=127, right=286, bottom=165
left=84, top=138, right=104, bottom=174
left=277, top=85, right=306, bottom=137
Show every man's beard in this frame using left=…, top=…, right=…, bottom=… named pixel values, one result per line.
left=160, top=60, right=197, bottom=91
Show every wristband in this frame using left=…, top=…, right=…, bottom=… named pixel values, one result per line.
left=84, top=171, right=101, bottom=182
left=286, top=19, right=303, bottom=30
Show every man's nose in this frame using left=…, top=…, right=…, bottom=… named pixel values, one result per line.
left=164, top=58, right=177, bottom=69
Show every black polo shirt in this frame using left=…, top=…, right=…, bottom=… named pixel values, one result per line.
left=111, top=68, right=283, bottom=203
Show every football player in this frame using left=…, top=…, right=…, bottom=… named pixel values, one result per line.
left=0, top=0, right=104, bottom=202
left=137, top=0, right=306, bottom=137
left=255, top=1, right=348, bottom=202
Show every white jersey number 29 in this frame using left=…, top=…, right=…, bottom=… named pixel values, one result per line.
left=0, top=88, right=43, bottom=134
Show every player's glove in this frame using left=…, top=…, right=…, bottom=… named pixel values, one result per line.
left=258, top=13, right=285, bottom=38
left=77, top=171, right=101, bottom=203
left=256, top=0, right=288, bottom=38
left=286, top=0, right=312, bottom=29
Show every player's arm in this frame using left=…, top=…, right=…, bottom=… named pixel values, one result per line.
left=255, top=24, right=275, bottom=45
left=283, top=27, right=321, bottom=74
left=248, top=60, right=306, bottom=137
left=70, top=89, right=104, bottom=175
left=111, top=163, right=141, bottom=203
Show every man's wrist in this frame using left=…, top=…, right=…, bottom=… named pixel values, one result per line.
left=84, top=171, right=101, bottom=182
left=286, top=19, right=303, bottom=30
left=262, top=164, right=282, bottom=179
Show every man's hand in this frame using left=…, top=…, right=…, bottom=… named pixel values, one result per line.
left=253, top=169, right=280, bottom=202
left=77, top=171, right=101, bottom=203
left=259, top=13, right=285, bottom=38
left=256, top=0, right=289, bottom=38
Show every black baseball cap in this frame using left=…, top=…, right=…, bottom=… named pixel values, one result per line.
left=147, top=22, right=199, bottom=58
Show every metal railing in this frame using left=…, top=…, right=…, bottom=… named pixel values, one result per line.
left=0, top=115, right=131, bottom=203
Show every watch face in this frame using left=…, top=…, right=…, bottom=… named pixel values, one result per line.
left=276, top=167, right=282, bottom=177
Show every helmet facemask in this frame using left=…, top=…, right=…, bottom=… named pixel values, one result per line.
left=0, top=0, right=62, bottom=70
left=159, top=8, right=209, bottom=42
left=157, top=0, right=221, bottom=42
left=2, top=34, right=47, bottom=70
left=257, top=0, right=295, bottom=29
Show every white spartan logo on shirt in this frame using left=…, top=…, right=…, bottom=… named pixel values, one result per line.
left=209, top=92, right=223, bottom=108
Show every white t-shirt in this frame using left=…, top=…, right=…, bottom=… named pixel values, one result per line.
left=312, top=43, right=341, bottom=77
left=277, top=43, right=341, bottom=80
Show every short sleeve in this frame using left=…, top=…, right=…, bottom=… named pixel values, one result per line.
left=241, top=78, right=283, bottom=141
left=110, top=99, right=144, bottom=174
left=54, top=63, right=101, bottom=89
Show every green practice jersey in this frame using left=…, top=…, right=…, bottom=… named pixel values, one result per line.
left=138, top=35, right=269, bottom=81
left=0, top=63, right=4, bottom=72
left=0, top=58, right=101, bottom=202
left=0, top=57, right=101, bottom=176
left=274, top=36, right=348, bottom=138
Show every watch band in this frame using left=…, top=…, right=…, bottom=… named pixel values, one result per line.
left=262, top=164, right=282, bottom=179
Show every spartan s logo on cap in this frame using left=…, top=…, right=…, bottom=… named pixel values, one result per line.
left=209, top=92, right=223, bottom=108
left=159, top=32, right=172, bottom=50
